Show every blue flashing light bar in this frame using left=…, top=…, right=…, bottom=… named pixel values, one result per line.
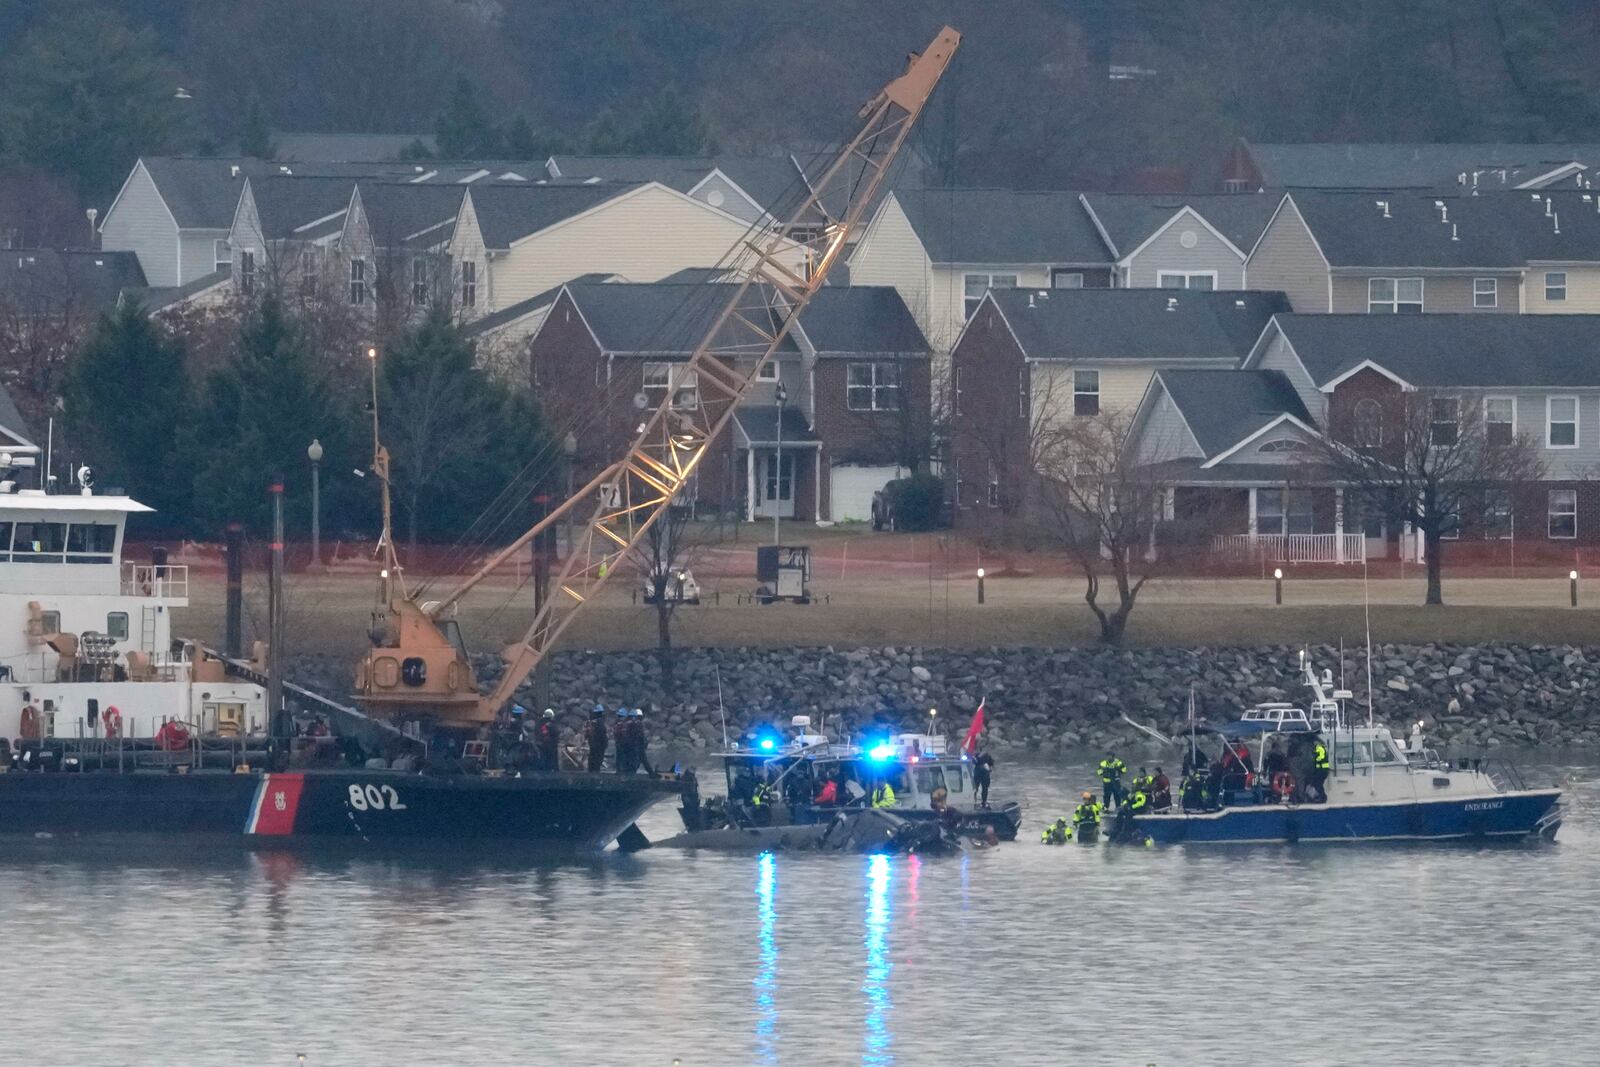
left=758, top=737, right=777, bottom=752
left=867, top=743, right=896, bottom=762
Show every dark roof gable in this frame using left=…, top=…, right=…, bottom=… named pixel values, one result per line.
left=1157, top=369, right=1311, bottom=458
left=985, top=288, right=1289, bottom=363
left=892, top=188, right=1112, bottom=265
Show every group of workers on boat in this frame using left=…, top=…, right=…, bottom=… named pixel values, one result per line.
left=1044, top=734, right=1334, bottom=844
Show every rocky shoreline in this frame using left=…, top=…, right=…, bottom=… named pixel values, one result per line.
left=288, top=641, right=1600, bottom=755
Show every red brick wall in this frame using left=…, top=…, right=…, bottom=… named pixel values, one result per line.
left=811, top=357, right=932, bottom=519
left=948, top=302, right=1029, bottom=527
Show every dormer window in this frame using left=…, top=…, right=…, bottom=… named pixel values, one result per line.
left=1256, top=438, right=1308, bottom=454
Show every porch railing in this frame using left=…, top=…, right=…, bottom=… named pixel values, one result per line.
left=1211, top=533, right=1368, bottom=565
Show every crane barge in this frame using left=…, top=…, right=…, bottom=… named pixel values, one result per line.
left=0, top=25, right=960, bottom=850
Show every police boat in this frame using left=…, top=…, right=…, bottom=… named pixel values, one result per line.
left=1135, top=661, right=1564, bottom=846
left=680, top=717, right=1022, bottom=842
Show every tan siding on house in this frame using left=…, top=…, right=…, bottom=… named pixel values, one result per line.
left=100, top=162, right=181, bottom=287
left=849, top=195, right=936, bottom=342
left=1330, top=273, right=1521, bottom=313
left=1526, top=266, right=1600, bottom=312
left=1125, top=215, right=1245, bottom=289
left=1246, top=198, right=1329, bottom=311
left=1031, top=363, right=1158, bottom=428
left=449, top=195, right=488, bottom=316
left=482, top=186, right=801, bottom=311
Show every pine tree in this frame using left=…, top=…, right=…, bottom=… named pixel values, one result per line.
left=239, top=97, right=275, bottom=158
left=62, top=303, right=194, bottom=530
left=433, top=76, right=498, bottom=158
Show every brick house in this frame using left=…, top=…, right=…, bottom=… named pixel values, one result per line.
left=525, top=282, right=930, bottom=524
left=947, top=287, right=1288, bottom=527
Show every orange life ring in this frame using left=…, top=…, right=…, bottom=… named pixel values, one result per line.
left=102, top=706, right=122, bottom=739
left=1272, top=771, right=1296, bottom=798
left=19, top=704, right=40, bottom=740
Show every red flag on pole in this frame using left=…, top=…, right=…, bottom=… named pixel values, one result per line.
left=962, top=700, right=986, bottom=754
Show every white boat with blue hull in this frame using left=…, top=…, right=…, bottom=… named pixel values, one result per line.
left=1136, top=663, right=1563, bottom=846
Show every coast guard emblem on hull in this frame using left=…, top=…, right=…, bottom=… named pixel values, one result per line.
left=274, top=791, right=287, bottom=812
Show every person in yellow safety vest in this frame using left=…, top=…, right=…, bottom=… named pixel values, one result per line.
left=1041, top=818, right=1070, bottom=845
left=1098, top=754, right=1128, bottom=810
left=1309, top=739, right=1331, bottom=803
left=1114, top=787, right=1149, bottom=842
left=751, top=780, right=775, bottom=826
left=1131, top=767, right=1153, bottom=796
left=1072, top=792, right=1101, bottom=833
left=871, top=780, right=897, bottom=808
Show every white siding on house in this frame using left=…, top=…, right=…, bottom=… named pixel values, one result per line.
left=691, top=172, right=764, bottom=224
left=99, top=161, right=181, bottom=287
left=1133, top=385, right=1202, bottom=463
left=450, top=195, right=489, bottom=315
left=178, top=229, right=229, bottom=286
left=1246, top=198, right=1329, bottom=312
left=1124, top=211, right=1246, bottom=289
left=1500, top=389, right=1600, bottom=480
left=1221, top=420, right=1318, bottom=465
left=849, top=194, right=936, bottom=341
left=466, top=186, right=795, bottom=313
left=1252, top=331, right=1326, bottom=423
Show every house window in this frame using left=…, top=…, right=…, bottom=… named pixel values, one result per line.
left=411, top=259, right=429, bottom=306
left=349, top=258, right=367, bottom=305
left=986, top=460, right=1000, bottom=508
left=1548, top=489, right=1577, bottom=539
left=1485, top=396, right=1516, bottom=446
left=299, top=249, right=316, bottom=298
left=1429, top=397, right=1459, bottom=447
left=1545, top=271, right=1567, bottom=302
left=1368, top=277, right=1422, bottom=313
left=106, top=612, right=128, bottom=640
left=1073, top=369, right=1100, bottom=416
left=461, top=261, right=477, bottom=308
left=1484, top=489, right=1514, bottom=540
left=847, top=362, right=900, bottom=411
left=1256, top=439, right=1308, bottom=454
left=1473, top=277, right=1497, bottom=309
left=1223, top=178, right=1250, bottom=193
left=953, top=367, right=962, bottom=416
left=238, top=250, right=255, bottom=295
left=1256, top=489, right=1314, bottom=535
left=1051, top=270, right=1084, bottom=289
left=963, top=273, right=1017, bottom=319
left=764, top=453, right=793, bottom=503
left=642, top=363, right=699, bottom=410
left=756, top=361, right=779, bottom=382
left=1018, top=369, right=1028, bottom=419
left=1156, top=271, right=1215, bottom=290
left=214, top=239, right=232, bottom=273
left=1547, top=396, right=1578, bottom=448
left=1352, top=398, right=1383, bottom=449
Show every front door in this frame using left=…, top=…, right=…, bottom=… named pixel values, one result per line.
left=1362, top=510, right=1386, bottom=559
left=754, top=451, right=795, bottom=519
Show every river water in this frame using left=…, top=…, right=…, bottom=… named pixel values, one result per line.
left=1, top=761, right=1595, bottom=1067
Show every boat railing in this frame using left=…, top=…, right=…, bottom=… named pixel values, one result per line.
left=1480, top=758, right=1527, bottom=793
left=121, top=562, right=189, bottom=599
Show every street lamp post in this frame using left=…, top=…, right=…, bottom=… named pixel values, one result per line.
left=307, top=438, right=324, bottom=571
left=773, top=381, right=787, bottom=546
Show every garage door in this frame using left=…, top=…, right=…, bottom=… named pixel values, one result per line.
left=830, top=464, right=900, bottom=523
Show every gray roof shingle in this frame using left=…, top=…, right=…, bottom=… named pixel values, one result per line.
left=354, top=182, right=466, bottom=248
left=248, top=175, right=358, bottom=240
left=547, top=154, right=813, bottom=218
left=988, top=288, right=1289, bottom=362
left=1246, top=142, right=1600, bottom=190
left=799, top=287, right=929, bottom=356
left=466, top=182, right=638, bottom=248
left=1157, top=369, right=1311, bottom=458
left=461, top=272, right=616, bottom=339
left=1080, top=192, right=1279, bottom=258
left=893, top=188, right=1112, bottom=265
left=1275, top=313, right=1600, bottom=389
left=0, top=249, right=147, bottom=316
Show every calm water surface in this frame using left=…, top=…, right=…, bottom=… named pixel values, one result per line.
left=1, top=762, right=1595, bottom=1066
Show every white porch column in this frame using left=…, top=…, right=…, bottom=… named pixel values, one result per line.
left=1248, top=487, right=1258, bottom=535
left=745, top=450, right=756, bottom=522
left=814, top=451, right=823, bottom=522
left=1163, top=486, right=1176, bottom=520
left=1334, top=488, right=1345, bottom=564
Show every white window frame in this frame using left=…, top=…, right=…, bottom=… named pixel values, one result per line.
left=1545, top=271, right=1567, bottom=302
left=1485, top=395, right=1516, bottom=447
left=846, top=361, right=901, bottom=412
left=1368, top=276, right=1423, bottom=313
left=1473, top=277, right=1497, bottom=309
left=214, top=238, right=232, bottom=273
left=642, top=362, right=699, bottom=410
left=1073, top=368, right=1100, bottom=417
left=986, top=460, right=1000, bottom=508
left=963, top=272, right=1017, bottom=320
left=1548, top=489, right=1577, bottom=540
left=1156, top=271, right=1217, bottom=290
left=1018, top=368, right=1028, bottom=419
left=461, top=260, right=477, bottom=308
left=411, top=259, right=428, bottom=306
left=348, top=258, right=367, bottom=306
left=1051, top=269, right=1084, bottom=289
left=1484, top=488, right=1514, bottom=541
left=298, top=249, right=316, bottom=298
left=237, top=249, right=256, bottom=295
left=756, top=361, right=779, bottom=382
left=1428, top=396, right=1459, bottom=448
left=953, top=367, right=962, bottom=417
left=1546, top=395, right=1579, bottom=449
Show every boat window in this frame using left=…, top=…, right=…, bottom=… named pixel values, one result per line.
left=1335, top=740, right=1373, bottom=765
left=945, top=765, right=966, bottom=792
left=912, top=766, right=946, bottom=794
left=0, top=520, right=10, bottom=561
left=1369, top=739, right=1401, bottom=763
left=40, top=610, right=59, bottom=633
left=106, top=612, right=128, bottom=639
left=12, top=522, right=65, bottom=562
left=65, top=523, right=117, bottom=563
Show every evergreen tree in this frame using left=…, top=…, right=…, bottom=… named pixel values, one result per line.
left=62, top=303, right=194, bottom=530
left=0, top=4, right=191, bottom=200
left=193, top=296, right=354, bottom=536
left=433, top=76, right=499, bottom=158
left=239, top=97, right=275, bottom=158
left=624, top=91, right=711, bottom=155
left=502, top=115, right=538, bottom=160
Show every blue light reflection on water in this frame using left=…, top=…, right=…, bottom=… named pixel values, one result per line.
left=863, top=853, right=893, bottom=1066
left=754, top=850, right=778, bottom=1064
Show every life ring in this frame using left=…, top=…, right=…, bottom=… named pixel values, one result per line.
left=19, top=704, right=39, bottom=740
left=102, top=706, right=122, bottom=739
left=1272, top=771, right=1296, bottom=799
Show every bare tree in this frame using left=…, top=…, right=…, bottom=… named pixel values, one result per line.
left=963, top=365, right=1071, bottom=567
left=1310, top=390, right=1543, bottom=606
left=634, top=504, right=717, bottom=697
left=1035, top=409, right=1187, bottom=647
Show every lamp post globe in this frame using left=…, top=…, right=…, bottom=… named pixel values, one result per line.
left=307, top=438, right=325, bottom=572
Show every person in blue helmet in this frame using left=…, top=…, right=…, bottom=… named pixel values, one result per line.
left=615, top=707, right=640, bottom=773
left=584, top=704, right=609, bottom=772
